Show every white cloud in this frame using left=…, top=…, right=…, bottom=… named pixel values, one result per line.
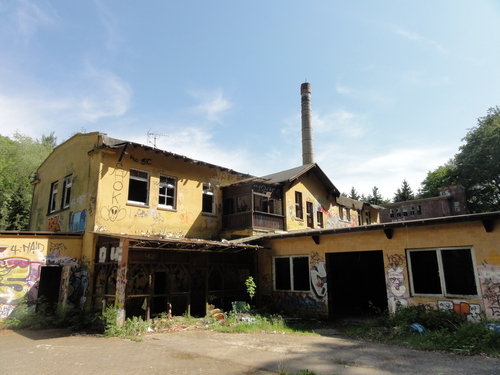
left=94, top=0, right=123, bottom=53
left=14, top=0, right=59, bottom=38
left=394, top=26, right=448, bottom=55
left=186, top=88, right=232, bottom=124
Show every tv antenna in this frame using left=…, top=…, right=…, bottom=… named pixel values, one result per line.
left=147, top=129, right=168, bottom=148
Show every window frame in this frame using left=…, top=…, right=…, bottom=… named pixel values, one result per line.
left=202, top=183, right=215, bottom=215
left=407, top=247, right=480, bottom=298
left=61, top=175, right=72, bottom=210
left=295, top=191, right=303, bottom=220
left=316, top=211, right=323, bottom=228
left=306, top=201, right=314, bottom=228
left=48, top=181, right=59, bottom=213
left=127, top=169, right=150, bottom=206
left=158, top=175, right=177, bottom=210
left=273, top=255, right=310, bottom=292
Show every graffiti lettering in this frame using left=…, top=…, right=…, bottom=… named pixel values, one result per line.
left=48, top=215, right=61, bottom=232
left=386, top=254, right=405, bottom=269
left=130, top=155, right=152, bottom=165
left=438, top=300, right=481, bottom=322
left=478, top=265, right=500, bottom=318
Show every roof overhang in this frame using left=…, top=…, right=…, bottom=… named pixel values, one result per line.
left=93, top=232, right=263, bottom=253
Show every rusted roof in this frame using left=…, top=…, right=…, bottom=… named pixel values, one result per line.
left=92, top=232, right=263, bottom=253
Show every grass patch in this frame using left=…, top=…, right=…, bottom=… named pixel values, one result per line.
left=338, top=305, right=500, bottom=357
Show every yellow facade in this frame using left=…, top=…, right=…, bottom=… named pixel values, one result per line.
left=259, top=217, right=500, bottom=320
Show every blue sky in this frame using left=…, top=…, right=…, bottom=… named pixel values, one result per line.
left=1, top=1, right=500, bottom=200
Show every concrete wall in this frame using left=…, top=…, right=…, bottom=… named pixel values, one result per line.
left=260, top=217, right=500, bottom=321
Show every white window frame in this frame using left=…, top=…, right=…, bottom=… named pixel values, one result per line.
left=127, top=169, right=150, bottom=206
left=159, top=175, right=177, bottom=209
left=49, top=181, right=59, bottom=213
left=407, top=247, right=480, bottom=298
left=273, top=255, right=310, bottom=292
left=202, top=183, right=215, bottom=215
left=61, top=175, right=72, bottom=209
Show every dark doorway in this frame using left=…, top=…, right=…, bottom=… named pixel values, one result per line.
left=37, top=266, right=62, bottom=312
left=326, top=251, right=387, bottom=317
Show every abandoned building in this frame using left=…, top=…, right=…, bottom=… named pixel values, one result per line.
left=1, top=83, right=499, bottom=323
left=379, top=185, right=468, bottom=223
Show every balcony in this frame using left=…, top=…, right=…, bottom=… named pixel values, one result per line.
left=223, top=211, right=284, bottom=231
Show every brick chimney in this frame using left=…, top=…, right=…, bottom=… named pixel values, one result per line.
left=301, top=82, right=314, bottom=165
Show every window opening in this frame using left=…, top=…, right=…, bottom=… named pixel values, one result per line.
left=306, top=202, right=314, bottom=228
left=128, top=169, right=149, bottom=205
left=159, top=175, right=176, bottom=209
left=295, top=192, right=303, bottom=219
left=316, top=211, right=323, bottom=228
left=202, top=184, right=215, bottom=214
left=49, top=181, right=58, bottom=213
left=274, top=256, right=310, bottom=292
left=61, top=175, right=72, bottom=209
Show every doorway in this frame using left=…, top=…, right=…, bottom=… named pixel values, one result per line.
left=326, top=250, right=388, bottom=317
left=37, top=266, right=62, bottom=312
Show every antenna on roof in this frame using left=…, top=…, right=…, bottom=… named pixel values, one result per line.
left=147, top=129, right=168, bottom=148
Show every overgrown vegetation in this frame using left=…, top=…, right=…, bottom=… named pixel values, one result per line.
left=339, top=305, right=500, bottom=356
left=4, top=300, right=500, bottom=357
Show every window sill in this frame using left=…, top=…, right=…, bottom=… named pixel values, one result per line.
left=202, top=212, right=217, bottom=217
left=158, top=206, right=176, bottom=212
left=127, top=202, right=150, bottom=208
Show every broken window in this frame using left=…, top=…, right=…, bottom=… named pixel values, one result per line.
left=403, top=207, right=408, bottom=216
left=389, top=209, right=394, bottom=218
left=407, top=248, right=478, bottom=297
left=128, top=169, right=149, bottom=205
left=61, top=175, right=72, bottom=209
left=274, top=256, right=310, bottom=291
left=202, top=184, right=215, bottom=214
left=48, top=181, right=58, bottom=213
left=410, top=206, right=415, bottom=216
left=159, top=175, right=176, bottom=209
left=295, top=191, right=303, bottom=219
left=365, top=211, right=371, bottom=224
left=396, top=208, right=401, bottom=217
left=417, top=205, right=422, bottom=215
left=306, top=202, right=314, bottom=228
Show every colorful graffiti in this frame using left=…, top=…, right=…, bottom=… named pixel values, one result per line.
left=0, top=257, right=44, bottom=318
left=70, top=209, right=87, bottom=232
left=48, top=214, right=61, bottom=232
left=478, top=264, right=500, bottom=317
left=438, top=300, right=481, bottom=322
left=310, top=252, right=327, bottom=299
left=386, top=254, right=409, bottom=312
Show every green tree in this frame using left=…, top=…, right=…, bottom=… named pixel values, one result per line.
left=366, top=186, right=388, bottom=204
left=418, top=160, right=456, bottom=199
left=454, top=106, right=500, bottom=212
left=393, top=179, right=415, bottom=203
left=0, top=132, right=55, bottom=230
left=348, top=186, right=360, bottom=200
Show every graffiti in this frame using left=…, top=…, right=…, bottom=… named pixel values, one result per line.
left=438, top=300, right=481, bottom=322
left=0, top=304, right=15, bottom=319
left=67, top=265, right=89, bottom=307
left=70, top=209, right=87, bottom=232
left=101, top=205, right=127, bottom=222
left=0, top=257, right=43, bottom=306
left=110, top=247, right=122, bottom=262
left=101, top=162, right=127, bottom=222
left=48, top=215, right=61, bottom=232
left=179, top=212, right=194, bottom=226
left=386, top=262, right=409, bottom=312
left=135, top=208, right=149, bottom=218
left=8, top=241, right=45, bottom=255
left=478, top=265, right=500, bottom=317
left=386, top=254, right=405, bottom=269
left=309, top=252, right=327, bottom=299
left=273, top=292, right=327, bottom=315
left=88, top=196, right=96, bottom=218
left=129, top=155, right=152, bottom=165
left=99, top=246, right=107, bottom=263
left=204, top=216, right=215, bottom=228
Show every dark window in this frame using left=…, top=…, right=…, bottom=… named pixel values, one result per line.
left=417, top=205, right=422, bottom=215
left=223, top=198, right=236, bottom=215
left=390, top=209, right=394, bottom=218
left=202, top=184, right=214, bottom=214
left=159, top=175, right=176, bottom=209
left=410, top=206, right=415, bottom=216
left=365, top=211, right=371, bottom=224
left=408, top=248, right=478, bottom=296
left=61, top=175, right=72, bottom=209
left=306, top=202, right=313, bottom=228
left=274, top=256, right=310, bottom=291
left=316, top=211, right=323, bottom=228
left=128, top=169, right=149, bottom=205
left=48, top=181, right=58, bottom=213
left=295, top=191, right=303, bottom=219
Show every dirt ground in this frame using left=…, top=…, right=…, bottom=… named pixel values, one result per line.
left=1, top=327, right=499, bottom=375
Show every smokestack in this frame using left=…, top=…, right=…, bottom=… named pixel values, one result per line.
left=301, top=82, right=314, bottom=165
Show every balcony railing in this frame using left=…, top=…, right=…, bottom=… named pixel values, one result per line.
left=223, top=211, right=284, bottom=231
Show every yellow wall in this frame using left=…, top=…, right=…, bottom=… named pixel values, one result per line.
left=0, top=235, right=83, bottom=319
left=94, top=143, right=245, bottom=240
left=261, top=218, right=500, bottom=320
